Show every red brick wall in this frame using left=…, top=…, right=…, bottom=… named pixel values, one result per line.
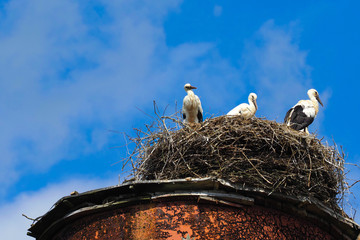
left=54, top=201, right=334, bottom=240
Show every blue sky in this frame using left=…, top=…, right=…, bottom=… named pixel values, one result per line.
left=0, top=1, right=359, bottom=238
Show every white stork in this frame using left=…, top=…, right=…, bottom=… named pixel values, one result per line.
left=284, top=89, right=323, bottom=134
left=182, top=83, right=203, bottom=123
left=227, top=93, right=258, bottom=119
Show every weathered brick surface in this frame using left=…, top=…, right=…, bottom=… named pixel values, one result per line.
left=54, top=201, right=333, bottom=240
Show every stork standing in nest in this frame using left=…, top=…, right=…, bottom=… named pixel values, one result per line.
left=284, top=89, right=323, bottom=134
left=182, top=83, right=203, bottom=123
left=227, top=93, right=258, bottom=119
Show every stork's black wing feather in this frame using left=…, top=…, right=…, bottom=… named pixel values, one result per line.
left=197, top=109, right=203, bottom=122
left=289, top=105, right=314, bottom=131
left=182, top=112, right=186, bottom=120
left=284, top=107, right=294, bottom=123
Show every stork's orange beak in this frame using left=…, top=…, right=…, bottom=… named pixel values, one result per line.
left=190, top=86, right=197, bottom=89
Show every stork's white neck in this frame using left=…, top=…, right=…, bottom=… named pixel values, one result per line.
left=248, top=97, right=257, bottom=111
left=308, top=94, right=319, bottom=114
left=186, top=90, right=195, bottom=97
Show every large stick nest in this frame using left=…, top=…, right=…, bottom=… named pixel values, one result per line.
left=124, top=114, right=346, bottom=212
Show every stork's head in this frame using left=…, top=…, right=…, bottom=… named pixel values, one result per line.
left=184, top=83, right=197, bottom=92
left=249, top=93, right=258, bottom=110
left=308, top=89, right=323, bottom=107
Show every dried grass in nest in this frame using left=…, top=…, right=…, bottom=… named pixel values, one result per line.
left=123, top=112, right=347, bottom=212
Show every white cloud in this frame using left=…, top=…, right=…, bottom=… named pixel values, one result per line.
left=0, top=0, right=243, bottom=197
left=0, top=176, right=118, bottom=240
left=0, top=0, right=93, bottom=194
left=0, top=0, right=213, bottom=193
left=213, top=5, right=222, bottom=17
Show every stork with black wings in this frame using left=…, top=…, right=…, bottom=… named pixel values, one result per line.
left=182, top=83, right=203, bottom=124
left=284, top=89, right=323, bottom=134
